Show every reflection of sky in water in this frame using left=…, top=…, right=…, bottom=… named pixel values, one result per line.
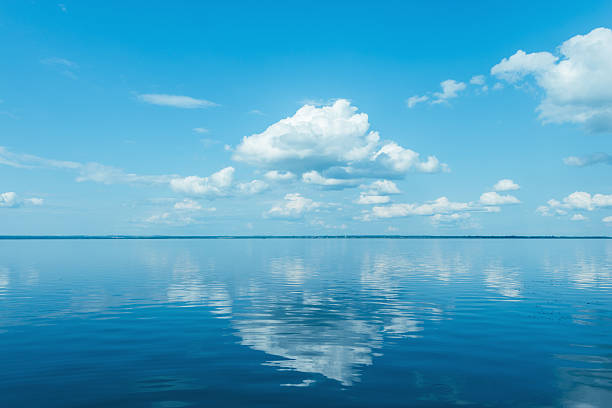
left=0, top=267, right=9, bottom=295
left=484, top=261, right=522, bottom=299
left=0, top=239, right=611, bottom=407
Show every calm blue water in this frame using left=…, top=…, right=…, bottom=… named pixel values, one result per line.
left=1, top=239, right=611, bottom=407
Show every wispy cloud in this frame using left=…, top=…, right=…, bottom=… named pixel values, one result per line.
left=0, top=146, right=268, bottom=200
left=563, top=153, right=612, bottom=167
left=41, top=57, right=78, bottom=79
left=407, top=78, right=469, bottom=108
left=138, top=94, right=218, bottom=109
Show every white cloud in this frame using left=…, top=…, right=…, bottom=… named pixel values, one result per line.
left=0, top=192, right=43, bottom=208
left=406, top=95, right=429, bottom=108
left=432, top=79, right=467, bottom=103
left=170, top=167, right=234, bottom=197
left=301, top=171, right=359, bottom=189
left=355, top=194, right=390, bottom=205
left=480, top=191, right=520, bottom=205
left=264, top=170, right=296, bottom=181
left=493, top=179, right=520, bottom=191
left=491, top=27, right=612, bottom=132
left=563, top=153, right=612, bottom=167
left=355, top=180, right=400, bottom=205
left=236, top=179, right=269, bottom=195
left=0, top=192, right=18, bottom=208
left=358, top=185, right=515, bottom=221
left=603, top=216, right=612, bottom=223
left=491, top=50, right=558, bottom=82
left=536, top=205, right=552, bottom=216
left=138, top=94, right=218, bottom=109
left=232, top=99, right=446, bottom=177
left=234, top=99, right=375, bottom=166
left=366, top=197, right=471, bottom=220
left=538, top=191, right=612, bottom=217
left=361, top=179, right=400, bottom=195
left=372, top=142, right=447, bottom=173
left=267, top=193, right=321, bottom=219
left=571, top=214, right=587, bottom=221
left=192, top=127, right=209, bottom=134
left=24, top=198, right=44, bottom=206
left=470, top=75, right=486, bottom=85
left=174, top=199, right=202, bottom=211
left=144, top=212, right=197, bottom=226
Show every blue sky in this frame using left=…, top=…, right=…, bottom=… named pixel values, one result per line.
left=1, top=1, right=612, bottom=235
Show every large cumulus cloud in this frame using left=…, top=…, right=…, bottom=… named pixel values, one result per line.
left=232, top=99, right=447, bottom=181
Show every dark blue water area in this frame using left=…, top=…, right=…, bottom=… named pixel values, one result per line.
left=0, top=239, right=611, bottom=407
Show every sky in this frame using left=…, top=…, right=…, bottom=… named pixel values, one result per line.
left=1, top=0, right=612, bottom=235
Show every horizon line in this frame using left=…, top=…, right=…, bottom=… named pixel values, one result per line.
left=0, top=235, right=610, bottom=240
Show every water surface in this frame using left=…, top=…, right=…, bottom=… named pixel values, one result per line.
left=1, top=239, right=611, bottom=407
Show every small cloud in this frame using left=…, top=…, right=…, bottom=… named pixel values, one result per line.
left=170, top=167, right=234, bottom=197
left=470, top=75, right=486, bottom=85
left=192, top=127, right=209, bottom=134
left=360, top=179, right=400, bottom=195
left=0, top=192, right=19, bottom=208
left=138, top=94, right=218, bottom=109
left=24, top=198, right=44, bottom=206
left=266, top=193, right=321, bottom=219
left=58, top=3, right=67, bottom=12
left=264, top=170, right=296, bottom=182
left=355, top=193, right=390, bottom=205
left=432, top=79, right=466, bottom=104
left=493, top=179, right=520, bottom=191
left=603, top=216, right=612, bottom=223
left=236, top=179, right=269, bottom=195
left=480, top=191, right=520, bottom=205
left=174, top=198, right=202, bottom=211
left=406, top=95, right=429, bottom=108
left=571, top=214, right=587, bottom=221
left=249, top=109, right=265, bottom=116
left=302, top=170, right=359, bottom=189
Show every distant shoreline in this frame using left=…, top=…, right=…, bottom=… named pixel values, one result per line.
left=0, top=235, right=610, bottom=240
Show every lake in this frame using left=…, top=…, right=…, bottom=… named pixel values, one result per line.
left=1, top=238, right=611, bottom=407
